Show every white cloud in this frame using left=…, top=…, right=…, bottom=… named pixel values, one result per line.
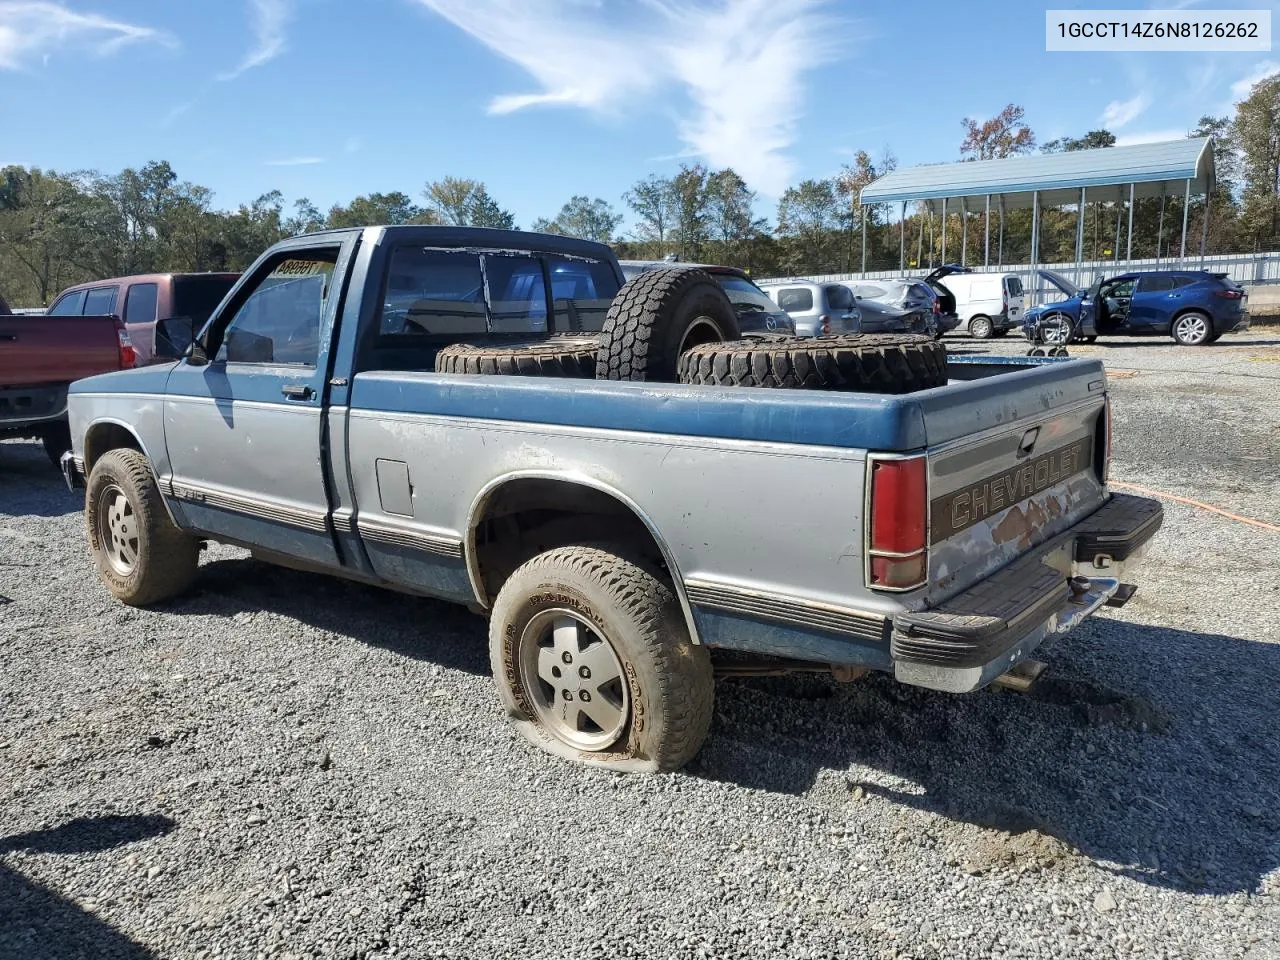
left=1100, top=93, right=1149, bottom=130
left=219, top=0, right=291, bottom=81
left=1230, top=60, right=1280, bottom=102
left=1114, top=129, right=1188, bottom=147
left=412, top=0, right=836, bottom=196
left=265, top=156, right=324, bottom=166
left=0, top=1, right=174, bottom=69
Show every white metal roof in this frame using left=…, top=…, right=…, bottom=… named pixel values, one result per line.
left=860, top=138, right=1214, bottom=211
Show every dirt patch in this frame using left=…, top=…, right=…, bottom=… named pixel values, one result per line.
left=960, top=813, right=1078, bottom=875
left=1108, top=369, right=1140, bottom=379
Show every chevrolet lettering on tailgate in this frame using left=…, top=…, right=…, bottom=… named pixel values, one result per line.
left=931, top=439, right=1093, bottom=541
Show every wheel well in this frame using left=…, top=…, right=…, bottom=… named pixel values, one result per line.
left=1171, top=307, right=1211, bottom=323
left=83, top=423, right=143, bottom=472
left=469, top=476, right=685, bottom=615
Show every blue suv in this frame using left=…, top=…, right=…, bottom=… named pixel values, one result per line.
left=1022, top=269, right=1250, bottom=346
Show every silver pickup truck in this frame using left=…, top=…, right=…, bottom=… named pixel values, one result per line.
left=62, top=226, right=1162, bottom=772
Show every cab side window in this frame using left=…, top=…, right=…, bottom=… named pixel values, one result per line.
left=215, top=250, right=338, bottom=366
left=124, top=283, right=159, bottom=324
left=48, top=290, right=86, bottom=316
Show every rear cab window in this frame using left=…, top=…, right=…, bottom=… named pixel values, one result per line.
left=485, top=254, right=548, bottom=334
left=547, top=256, right=619, bottom=332
left=775, top=287, right=814, bottom=313
left=717, top=276, right=777, bottom=314
left=174, top=275, right=238, bottom=326
left=381, top=248, right=488, bottom=338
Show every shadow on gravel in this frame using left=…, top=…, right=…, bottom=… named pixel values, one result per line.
left=0, top=440, right=79, bottom=518
left=0, top=814, right=173, bottom=960
left=692, top=618, right=1280, bottom=896
left=174, top=557, right=491, bottom=675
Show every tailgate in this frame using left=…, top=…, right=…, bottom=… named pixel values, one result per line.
left=919, top=362, right=1108, bottom=603
left=0, top=315, right=121, bottom=386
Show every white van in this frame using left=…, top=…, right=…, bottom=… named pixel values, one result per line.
left=927, top=267, right=1025, bottom=339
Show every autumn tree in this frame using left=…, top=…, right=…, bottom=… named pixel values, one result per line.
left=961, top=104, right=1036, bottom=161
left=422, top=177, right=515, bottom=229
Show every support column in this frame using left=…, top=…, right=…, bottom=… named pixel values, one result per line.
left=984, top=195, right=991, bottom=267
left=1157, top=186, right=1166, bottom=266
left=1200, top=189, right=1211, bottom=266
left=941, top=197, right=948, bottom=263
left=1126, top=183, right=1134, bottom=263
left=960, top=196, right=968, bottom=267
left=998, top=195, right=1005, bottom=266
left=1075, top=187, right=1086, bottom=281
left=1180, top=178, right=1191, bottom=261
left=900, top=201, right=906, bottom=272
left=918, top=207, right=926, bottom=269
left=1113, top=199, right=1122, bottom=263
left=861, top=204, right=868, bottom=274
left=1031, top=190, right=1040, bottom=268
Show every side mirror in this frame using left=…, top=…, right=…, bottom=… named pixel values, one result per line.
left=155, top=316, right=196, bottom=360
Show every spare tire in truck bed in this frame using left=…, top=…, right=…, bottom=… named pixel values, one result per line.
left=677, top=334, right=948, bottom=393
left=434, top=336, right=598, bottom=378
left=596, top=267, right=740, bottom=382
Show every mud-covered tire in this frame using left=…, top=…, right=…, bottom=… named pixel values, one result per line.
left=435, top=337, right=598, bottom=378
left=596, top=267, right=740, bottom=382
left=84, top=448, right=200, bottom=606
left=677, top=334, right=947, bottom=394
left=41, top=421, right=72, bottom=468
left=489, top=545, right=714, bottom=773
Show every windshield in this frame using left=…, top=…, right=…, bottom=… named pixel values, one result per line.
left=718, top=276, right=778, bottom=313
left=174, top=275, right=238, bottom=324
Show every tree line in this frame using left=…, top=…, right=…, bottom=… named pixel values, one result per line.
left=5, top=72, right=1280, bottom=306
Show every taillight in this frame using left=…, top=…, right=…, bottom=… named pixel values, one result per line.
left=867, top=456, right=928, bottom=591
left=1215, top=289, right=1243, bottom=299
left=820, top=314, right=831, bottom=335
left=931, top=300, right=940, bottom=315
left=114, top=320, right=137, bottom=368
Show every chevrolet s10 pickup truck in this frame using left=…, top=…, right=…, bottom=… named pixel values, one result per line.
left=63, top=226, right=1163, bottom=772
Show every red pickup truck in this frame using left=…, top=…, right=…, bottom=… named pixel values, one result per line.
left=1, top=297, right=137, bottom=466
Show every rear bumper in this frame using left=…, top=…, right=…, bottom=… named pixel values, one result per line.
left=890, top=493, right=1163, bottom=692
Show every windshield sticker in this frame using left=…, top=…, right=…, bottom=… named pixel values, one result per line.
left=271, top=259, right=334, bottom=279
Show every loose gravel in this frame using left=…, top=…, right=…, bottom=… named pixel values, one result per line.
left=2, top=332, right=1279, bottom=960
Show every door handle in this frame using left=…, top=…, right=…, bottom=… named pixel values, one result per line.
left=0, top=334, right=16, bottom=342
left=281, top=384, right=314, bottom=401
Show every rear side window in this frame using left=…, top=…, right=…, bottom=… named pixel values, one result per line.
left=48, top=290, right=86, bottom=315
left=124, top=283, right=159, bottom=324
left=1170, top=275, right=1198, bottom=289
left=173, top=275, right=237, bottom=325
left=1004, top=277, right=1024, bottom=297
left=856, top=284, right=887, bottom=299
left=83, top=286, right=118, bottom=315
left=485, top=254, right=548, bottom=334
left=909, top=283, right=934, bottom=300
left=380, top=248, right=487, bottom=337
left=547, top=256, right=619, bottom=332
left=776, top=287, right=813, bottom=312
left=1137, top=276, right=1174, bottom=293
left=717, top=276, right=777, bottom=313
left=825, top=285, right=854, bottom=311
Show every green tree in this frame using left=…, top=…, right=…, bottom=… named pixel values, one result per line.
left=1041, top=129, right=1117, bottom=153
left=776, top=178, right=840, bottom=274
left=671, top=164, right=710, bottom=261
left=0, top=166, right=89, bottom=303
left=326, top=191, right=424, bottom=228
left=466, top=187, right=516, bottom=229
left=285, top=198, right=325, bottom=236
left=704, top=169, right=762, bottom=268
left=532, top=195, right=622, bottom=243
left=1234, top=73, right=1280, bottom=242
left=623, top=174, right=677, bottom=258
left=422, top=177, right=514, bottom=228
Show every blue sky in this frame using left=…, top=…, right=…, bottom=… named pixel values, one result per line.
left=2, top=0, right=1277, bottom=230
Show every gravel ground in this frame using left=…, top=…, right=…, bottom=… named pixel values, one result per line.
left=2, top=332, right=1279, bottom=960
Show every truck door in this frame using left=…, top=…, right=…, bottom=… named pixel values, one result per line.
left=162, top=235, right=358, bottom=568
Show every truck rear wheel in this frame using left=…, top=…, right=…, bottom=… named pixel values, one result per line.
left=677, top=334, right=947, bottom=393
left=489, top=545, right=714, bottom=772
left=596, top=267, right=740, bottom=382
left=84, top=448, right=200, bottom=606
left=434, top=337, right=598, bottom=378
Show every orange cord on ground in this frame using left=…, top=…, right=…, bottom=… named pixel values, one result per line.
left=1111, top=481, right=1280, bottom=533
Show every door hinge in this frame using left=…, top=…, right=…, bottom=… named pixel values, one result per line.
left=329, top=377, right=349, bottom=387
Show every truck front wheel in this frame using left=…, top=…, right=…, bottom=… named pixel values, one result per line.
left=489, top=545, right=714, bottom=772
left=84, top=448, right=200, bottom=606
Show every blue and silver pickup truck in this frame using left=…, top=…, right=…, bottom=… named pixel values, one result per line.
left=62, top=225, right=1162, bottom=772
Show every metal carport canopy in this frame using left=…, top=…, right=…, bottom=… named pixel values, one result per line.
left=859, top=138, right=1214, bottom=211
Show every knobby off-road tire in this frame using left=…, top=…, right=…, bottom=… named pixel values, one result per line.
left=84, top=448, right=200, bottom=606
left=596, top=267, right=740, bottom=382
left=489, top=545, right=714, bottom=772
left=434, top=337, right=599, bottom=378
left=677, top=334, right=948, bottom=394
